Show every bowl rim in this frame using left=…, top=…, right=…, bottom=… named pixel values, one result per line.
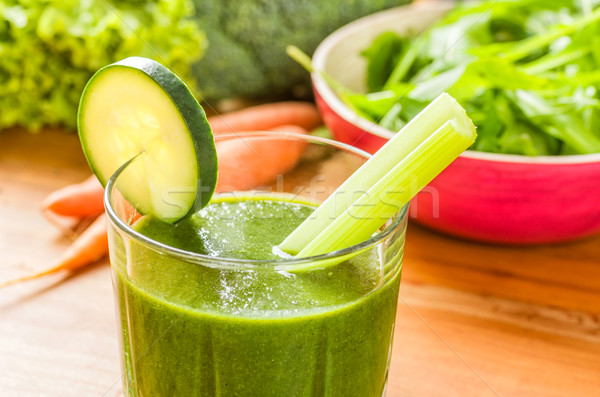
left=311, top=1, right=600, bottom=166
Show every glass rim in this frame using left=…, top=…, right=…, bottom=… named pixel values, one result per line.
left=104, top=131, right=409, bottom=270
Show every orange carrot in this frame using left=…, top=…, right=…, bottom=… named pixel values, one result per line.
left=40, top=103, right=321, bottom=218
left=215, top=124, right=308, bottom=192
left=42, top=175, right=105, bottom=217
left=0, top=214, right=108, bottom=288
left=208, top=101, right=322, bottom=133
left=113, top=189, right=142, bottom=225
left=10, top=115, right=313, bottom=289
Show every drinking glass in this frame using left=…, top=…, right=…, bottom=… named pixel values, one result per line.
left=105, top=131, right=408, bottom=397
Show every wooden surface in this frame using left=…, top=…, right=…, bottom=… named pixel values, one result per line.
left=1, top=128, right=599, bottom=396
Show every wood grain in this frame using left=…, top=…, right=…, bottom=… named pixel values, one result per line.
left=1, top=128, right=599, bottom=396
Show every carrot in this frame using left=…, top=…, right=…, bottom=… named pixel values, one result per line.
left=40, top=124, right=309, bottom=209
left=113, top=189, right=142, bottom=225
left=4, top=99, right=320, bottom=290
left=208, top=101, right=322, bottom=133
left=0, top=214, right=108, bottom=288
left=40, top=103, right=321, bottom=217
left=215, top=124, right=308, bottom=192
left=41, top=175, right=104, bottom=217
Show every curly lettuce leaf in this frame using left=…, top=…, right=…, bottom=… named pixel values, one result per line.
left=0, top=0, right=205, bottom=131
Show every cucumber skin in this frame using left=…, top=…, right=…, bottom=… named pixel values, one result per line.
left=78, top=56, right=218, bottom=218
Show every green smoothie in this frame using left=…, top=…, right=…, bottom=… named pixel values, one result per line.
left=111, top=195, right=402, bottom=397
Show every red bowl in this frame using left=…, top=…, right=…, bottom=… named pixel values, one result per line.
left=312, top=2, right=600, bottom=244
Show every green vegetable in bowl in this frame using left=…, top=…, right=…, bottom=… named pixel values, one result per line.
left=350, top=0, right=600, bottom=156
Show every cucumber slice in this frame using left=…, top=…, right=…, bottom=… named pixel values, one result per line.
left=78, top=57, right=217, bottom=222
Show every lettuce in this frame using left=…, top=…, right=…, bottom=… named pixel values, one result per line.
left=0, top=0, right=205, bottom=131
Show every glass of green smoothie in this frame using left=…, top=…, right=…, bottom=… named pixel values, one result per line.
left=105, top=131, right=408, bottom=397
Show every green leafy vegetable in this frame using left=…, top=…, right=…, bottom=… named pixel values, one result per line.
left=361, top=31, right=406, bottom=92
left=0, top=0, right=204, bottom=131
left=1, top=0, right=413, bottom=132
left=348, top=0, right=600, bottom=155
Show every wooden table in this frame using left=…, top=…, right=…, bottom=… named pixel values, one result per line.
left=1, top=128, right=599, bottom=396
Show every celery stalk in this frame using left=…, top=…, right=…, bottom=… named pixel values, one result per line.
left=279, top=93, right=475, bottom=254
left=296, top=117, right=475, bottom=257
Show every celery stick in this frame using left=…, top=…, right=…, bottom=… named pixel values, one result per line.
left=296, top=118, right=475, bottom=257
left=279, top=93, right=473, bottom=254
